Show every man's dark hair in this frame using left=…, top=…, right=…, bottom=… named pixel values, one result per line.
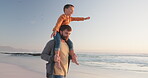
left=63, top=4, right=74, bottom=12
left=59, top=25, right=72, bottom=31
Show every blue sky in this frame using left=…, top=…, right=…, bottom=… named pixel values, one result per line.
left=0, top=0, right=148, bottom=53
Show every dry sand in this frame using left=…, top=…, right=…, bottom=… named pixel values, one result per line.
left=1, top=62, right=148, bottom=78
left=0, top=63, right=45, bottom=78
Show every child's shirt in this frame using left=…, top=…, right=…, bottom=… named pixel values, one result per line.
left=53, top=14, right=85, bottom=32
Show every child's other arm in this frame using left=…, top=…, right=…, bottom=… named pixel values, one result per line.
left=53, top=15, right=65, bottom=32
left=51, top=15, right=65, bottom=38
left=51, top=31, right=57, bottom=38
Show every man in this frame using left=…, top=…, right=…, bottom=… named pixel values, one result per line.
left=41, top=25, right=78, bottom=78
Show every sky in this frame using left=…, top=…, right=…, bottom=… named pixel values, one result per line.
left=0, top=0, right=148, bottom=53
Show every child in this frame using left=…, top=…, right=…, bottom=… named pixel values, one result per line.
left=51, top=4, right=90, bottom=69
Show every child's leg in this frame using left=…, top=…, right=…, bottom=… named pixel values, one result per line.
left=54, top=32, right=61, bottom=54
left=66, top=39, right=73, bottom=51
left=66, top=39, right=75, bottom=56
left=54, top=32, right=62, bottom=69
left=66, top=39, right=79, bottom=65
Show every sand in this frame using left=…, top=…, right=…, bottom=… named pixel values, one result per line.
left=1, top=62, right=148, bottom=78
left=0, top=63, right=45, bottom=78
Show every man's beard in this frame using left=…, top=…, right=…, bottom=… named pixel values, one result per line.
left=61, top=34, right=68, bottom=41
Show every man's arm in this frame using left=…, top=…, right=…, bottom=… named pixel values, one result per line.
left=41, top=40, right=54, bottom=62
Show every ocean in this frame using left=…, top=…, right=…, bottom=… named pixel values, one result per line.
left=78, top=53, right=148, bottom=72
left=0, top=52, right=148, bottom=74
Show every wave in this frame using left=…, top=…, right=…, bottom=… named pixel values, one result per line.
left=77, top=53, right=148, bottom=72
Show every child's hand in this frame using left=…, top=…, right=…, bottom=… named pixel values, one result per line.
left=51, top=31, right=57, bottom=38
left=85, top=17, right=90, bottom=20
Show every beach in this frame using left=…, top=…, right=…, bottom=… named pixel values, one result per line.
left=0, top=63, right=44, bottom=78
left=0, top=52, right=148, bottom=78
left=1, top=63, right=148, bottom=78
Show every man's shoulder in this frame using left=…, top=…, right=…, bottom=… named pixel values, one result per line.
left=47, top=39, right=55, bottom=44
left=44, top=40, right=55, bottom=47
left=48, top=39, right=54, bottom=43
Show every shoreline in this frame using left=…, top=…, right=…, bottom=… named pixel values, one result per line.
left=67, top=63, right=148, bottom=78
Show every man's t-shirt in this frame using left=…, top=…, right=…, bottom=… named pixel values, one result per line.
left=54, top=41, right=69, bottom=76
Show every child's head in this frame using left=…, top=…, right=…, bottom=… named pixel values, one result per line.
left=63, top=4, right=74, bottom=16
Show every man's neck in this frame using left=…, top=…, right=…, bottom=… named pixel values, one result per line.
left=61, top=39, right=66, bottom=42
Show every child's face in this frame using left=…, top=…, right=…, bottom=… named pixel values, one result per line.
left=65, top=6, right=74, bottom=16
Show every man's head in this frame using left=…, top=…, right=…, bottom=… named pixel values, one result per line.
left=59, top=25, right=72, bottom=41
left=63, top=4, right=74, bottom=16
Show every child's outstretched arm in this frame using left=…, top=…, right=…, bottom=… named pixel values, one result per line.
left=71, top=17, right=90, bottom=21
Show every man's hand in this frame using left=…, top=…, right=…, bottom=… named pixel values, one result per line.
left=54, top=54, right=62, bottom=69
left=54, top=54, right=60, bottom=63
left=72, top=54, right=79, bottom=65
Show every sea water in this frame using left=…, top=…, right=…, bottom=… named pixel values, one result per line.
left=78, top=53, right=148, bottom=72
left=0, top=52, right=148, bottom=74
